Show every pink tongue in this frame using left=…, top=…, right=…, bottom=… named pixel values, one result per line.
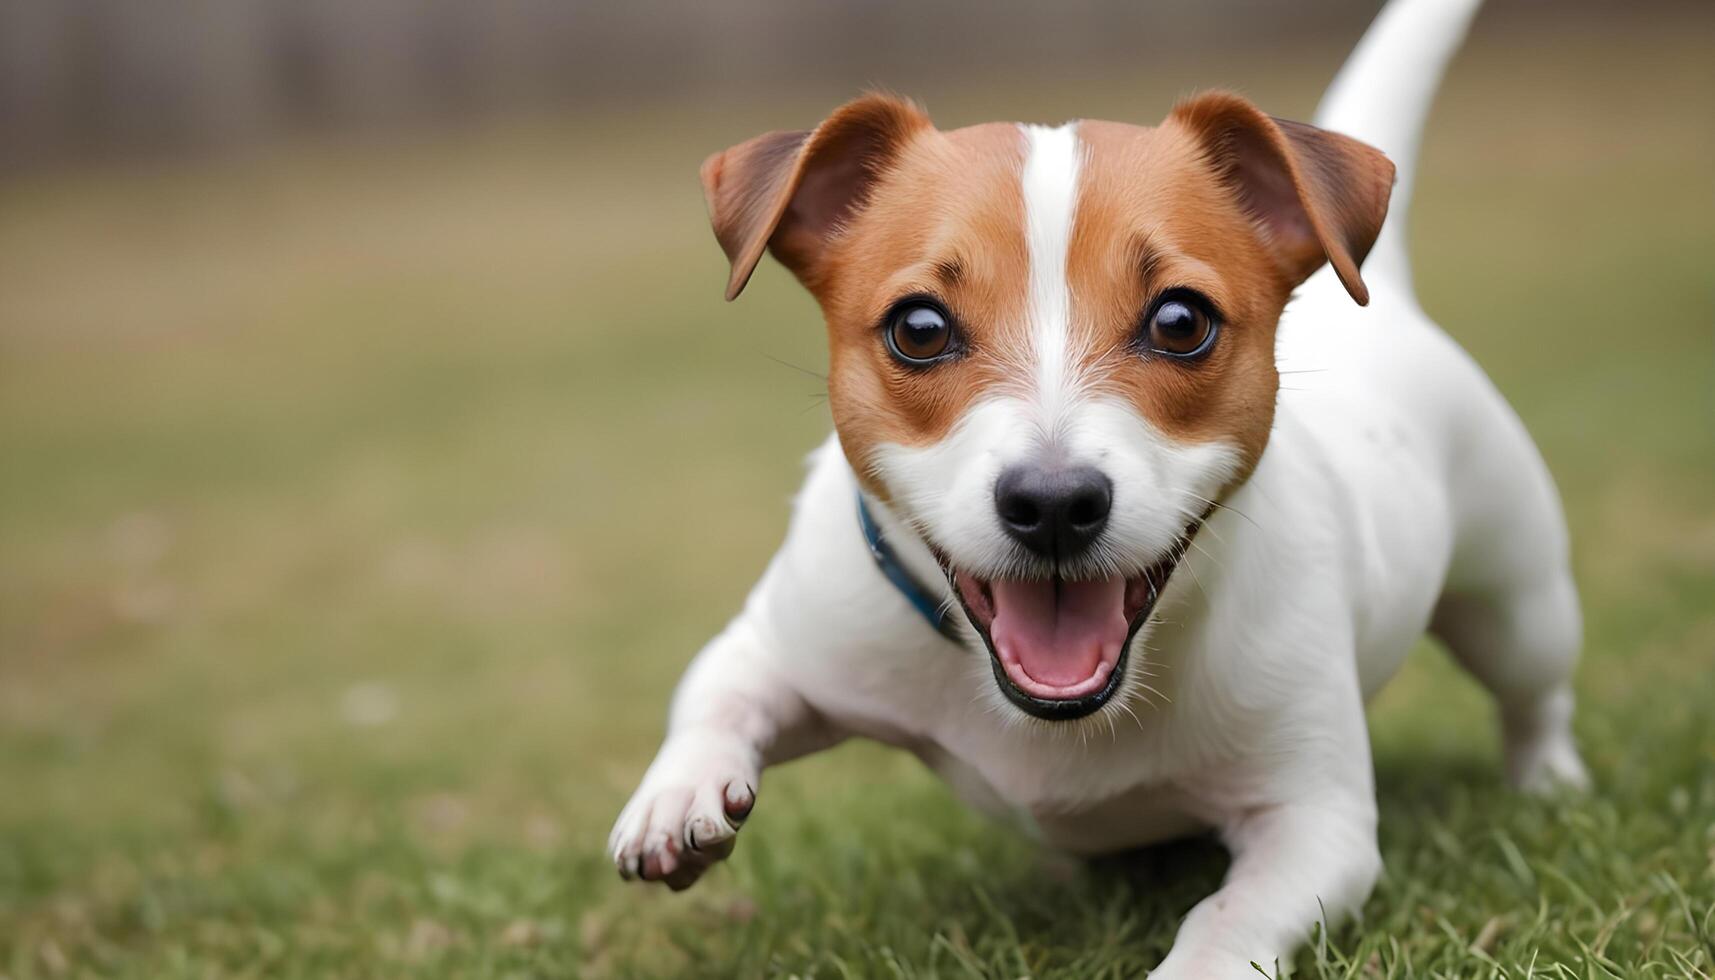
left=989, top=577, right=1128, bottom=687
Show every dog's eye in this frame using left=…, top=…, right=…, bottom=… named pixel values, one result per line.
left=1143, top=292, right=1217, bottom=358
left=886, top=302, right=955, bottom=364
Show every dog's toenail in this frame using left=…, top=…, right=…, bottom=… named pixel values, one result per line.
left=726, top=786, right=755, bottom=822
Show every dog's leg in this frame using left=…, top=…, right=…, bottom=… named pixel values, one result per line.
left=608, top=614, right=836, bottom=891
left=1149, top=795, right=1382, bottom=978
left=1430, top=363, right=1590, bottom=794
left=1431, top=574, right=1589, bottom=793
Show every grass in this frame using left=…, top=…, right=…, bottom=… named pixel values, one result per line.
left=2, top=16, right=1713, bottom=979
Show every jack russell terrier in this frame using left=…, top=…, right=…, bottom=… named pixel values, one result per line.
left=609, top=0, right=1589, bottom=971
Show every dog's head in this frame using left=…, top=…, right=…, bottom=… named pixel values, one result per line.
left=701, top=93, right=1393, bottom=722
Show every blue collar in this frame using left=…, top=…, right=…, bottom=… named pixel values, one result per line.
left=856, top=494, right=962, bottom=640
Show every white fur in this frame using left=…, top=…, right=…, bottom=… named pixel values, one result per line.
left=868, top=397, right=1239, bottom=582
left=612, top=0, right=1586, bottom=971
left=1020, top=122, right=1085, bottom=427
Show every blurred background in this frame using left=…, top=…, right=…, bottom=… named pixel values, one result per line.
left=1, top=0, right=1711, bottom=976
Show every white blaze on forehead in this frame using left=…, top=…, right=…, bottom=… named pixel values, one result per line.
left=1019, top=122, right=1084, bottom=433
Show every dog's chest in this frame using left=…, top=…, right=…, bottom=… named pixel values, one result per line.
left=912, top=735, right=1210, bottom=852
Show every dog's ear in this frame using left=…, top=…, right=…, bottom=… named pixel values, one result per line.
left=1169, top=91, right=1394, bottom=305
left=700, top=93, right=933, bottom=301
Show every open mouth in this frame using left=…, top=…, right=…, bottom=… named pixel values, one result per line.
left=941, top=525, right=1200, bottom=721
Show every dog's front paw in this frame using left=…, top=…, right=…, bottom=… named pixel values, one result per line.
left=608, top=734, right=757, bottom=891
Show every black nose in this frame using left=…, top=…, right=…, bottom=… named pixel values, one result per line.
left=993, top=464, right=1113, bottom=558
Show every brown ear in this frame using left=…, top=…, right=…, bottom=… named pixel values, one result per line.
left=699, top=93, right=932, bottom=301
left=1169, top=92, right=1394, bottom=305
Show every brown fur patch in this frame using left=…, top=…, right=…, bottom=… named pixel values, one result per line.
left=812, top=122, right=1034, bottom=488
left=1069, top=119, right=1292, bottom=475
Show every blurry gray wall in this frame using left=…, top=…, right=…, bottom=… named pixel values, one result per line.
left=0, top=0, right=1692, bottom=172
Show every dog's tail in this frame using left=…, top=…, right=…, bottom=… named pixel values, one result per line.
left=1314, top=0, right=1485, bottom=298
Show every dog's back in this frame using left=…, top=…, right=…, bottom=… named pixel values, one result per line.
left=1266, top=0, right=1587, bottom=789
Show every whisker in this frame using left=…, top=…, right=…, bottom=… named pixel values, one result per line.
left=1116, top=699, right=1147, bottom=731
left=1186, top=538, right=1225, bottom=575
left=1180, top=554, right=1211, bottom=604
left=1189, top=518, right=1226, bottom=547
left=762, top=354, right=828, bottom=382
left=1132, top=643, right=1172, bottom=706
left=1183, top=492, right=1262, bottom=532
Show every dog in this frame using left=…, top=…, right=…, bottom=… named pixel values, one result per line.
left=609, top=0, right=1589, bottom=972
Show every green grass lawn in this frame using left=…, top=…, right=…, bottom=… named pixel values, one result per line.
left=2, top=19, right=1712, bottom=980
